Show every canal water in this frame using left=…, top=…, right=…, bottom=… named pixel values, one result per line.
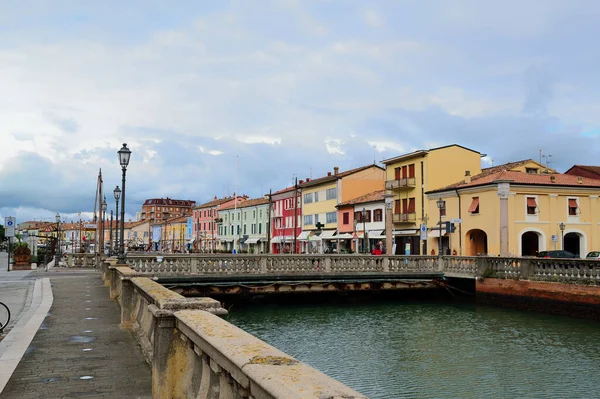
left=226, top=298, right=600, bottom=398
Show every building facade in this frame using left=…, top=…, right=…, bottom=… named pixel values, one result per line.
left=218, top=197, right=270, bottom=253
left=426, top=160, right=600, bottom=257
left=140, top=198, right=196, bottom=222
left=270, top=186, right=302, bottom=254
left=382, top=144, right=484, bottom=255
left=192, top=196, right=246, bottom=253
left=336, top=190, right=386, bottom=253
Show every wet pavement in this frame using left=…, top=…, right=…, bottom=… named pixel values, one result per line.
left=0, top=267, right=152, bottom=398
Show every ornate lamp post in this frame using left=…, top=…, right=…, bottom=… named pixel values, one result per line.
left=109, top=210, right=114, bottom=255
left=384, top=192, right=394, bottom=255
left=117, top=143, right=131, bottom=263
left=559, top=222, right=566, bottom=251
left=101, top=197, right=107, bottom=255
left=55, top=213, right=61, bottom=266
left=113, top=186, right=121, bottom=256
left=436, top=198, right=446, bottom=257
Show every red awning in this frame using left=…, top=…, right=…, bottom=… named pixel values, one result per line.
left=468, top=197, right=480, bottom=213
left=568, top=198, right=578, bottom=208
left=527, top=197, right=537, bottom=207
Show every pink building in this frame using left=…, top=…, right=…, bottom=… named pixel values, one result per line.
left=192, top=195, right=246, bottom=252
left=270, top=186, right=302, bottom=254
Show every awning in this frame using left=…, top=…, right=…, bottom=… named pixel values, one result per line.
left=394, top=229, right=417, bottom=235
left=367, top=229, right=383, bottom=237
left=335, top=233, right=353, bottom=239
left=320, top=230, right=337, bottom=240
left=221, top=238, right=234, bottom=242
left=428, top=229, right=447, bottom=238
left=297, top=231, right=311, bottom=241
left=527, top=197, right=537, bottom=207
left=271, top=236, right=282, bottom=244
left=468, top=197, right=480, bottom=213
left=568, top=198, right=578, bottom=208
left=246, top=238, right=261, bottom=245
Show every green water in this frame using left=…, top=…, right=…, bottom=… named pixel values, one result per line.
left=226, top=299, right=600, bottom=399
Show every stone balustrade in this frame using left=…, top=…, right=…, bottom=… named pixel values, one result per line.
left=86, top=253, right=600, bottom=285
left=104, top=262, right=367, bottom=398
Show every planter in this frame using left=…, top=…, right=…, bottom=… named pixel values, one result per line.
left=14, top=254, right=31, bottom=265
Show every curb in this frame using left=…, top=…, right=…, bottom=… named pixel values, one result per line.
left=0, top=278, right=53, bottom=393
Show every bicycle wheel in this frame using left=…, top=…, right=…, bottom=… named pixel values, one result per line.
left=0, top=302, right=10, bottom=333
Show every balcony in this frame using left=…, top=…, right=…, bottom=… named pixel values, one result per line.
left=385, top=177, right=416, bottom=190
left=393, top=213, right=417, bottom=223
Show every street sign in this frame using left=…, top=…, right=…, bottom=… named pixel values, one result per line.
left=420, top=224, right=427, bottom=240
left=551, top=235, right=558, bottom=242
left=450, top=218, right=463, bottom=224
left=5, top=217, right=15, bottom=238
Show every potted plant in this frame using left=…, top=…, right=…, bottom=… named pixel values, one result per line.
left=13, top=242, right=31, bottom=265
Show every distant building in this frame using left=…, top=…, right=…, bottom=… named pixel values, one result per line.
left=565, top=165, right=600, bottom=180
left=140, top=198, right=196, bottom=222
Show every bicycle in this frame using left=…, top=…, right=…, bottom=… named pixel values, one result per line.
left=0, top=301, right=10, bottom=334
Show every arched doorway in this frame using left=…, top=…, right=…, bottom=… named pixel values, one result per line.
left=564, top=232, right=582, bottom=256
left=466, top=229, right=488, bottom=256
left=521, top=231, right=540, bottom=256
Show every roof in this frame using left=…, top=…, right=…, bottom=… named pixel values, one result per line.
left=219, top=197, right=269, bottom=211
left=565, top=165, right=600, bottom=176
left=481, top=159, right=556, bottom=174
left=298, top=164, right=385, bottom=188
left=142, top=198, right=196, bottom=207
left=381, top=144, right=482, bottom=165
left=428, top=169, right=600, bottom=194
left=337, top=190, right=386, bottom=207
left=194, top=196, right=238, bottom=209
left=272, top=186, right=296, bottom=195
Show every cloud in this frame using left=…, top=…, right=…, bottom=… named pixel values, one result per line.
left=2, top=0, right=600, bottom=224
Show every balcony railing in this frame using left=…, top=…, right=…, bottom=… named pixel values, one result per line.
left=393, top=212, right=417, bottom=223
left=385, top=177, right=417, bottom=190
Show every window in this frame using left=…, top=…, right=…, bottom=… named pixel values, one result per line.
left=408, top=198, right=415, bottom=213
left=304, top=193, right=313, bottom=204
left=144, top=232, right=148, bottom=237
left=343, top=212, right=350, bottom=224
left=326, top=212, right=337, bottom=224
left=326, top=188, right=337, bottom=200
left=243, top=225, right=247, bottom=234
left=364, top=210, right=372, bottom=222
left=304, top=215, right=313, bottom=225
left=408, top=164, right=415, bottom=178
left=259, top=223, right=262, bottom=234
left=394, top=200, right=400, bottom=214
left=314, top=191, right=319, bottom=202
left=315, top=214, right=320, bottom=224
left=231, top=226, right=234, bottom=235
left=402, top=165, right=407, bottom=179
left=237, top=226, right=240, bottom=235
left=394, top=167, right=401, bottom=180
left=526, top=168, right=539, bottom=174
left=568, top=198, right=579, bottom=216
left=354, top=211, right=362, bottom=222
left=527, top=197, right=538, bottom=215
left=468, top=197, right=480, bottom=214
left=374, top=209, right=383, bottom=222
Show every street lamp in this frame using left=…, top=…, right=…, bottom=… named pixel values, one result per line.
left=109, top=210, right=114, bottom=255
left=117, top=143, right=132, bottom=263
left=162, top=212, right=169, bottom=253
left=113, top=186, right=121, bottom=256
left=436, top=198, right=446, bottom=256
left=384, top=193, right=394, bottom=255
left=559, top=222, right=566, bottom=251
left=55, top=212, right=60, bottom=267
left=101, top=196, right=107, bottom=255
left=362, top=207, right=367, bottom=253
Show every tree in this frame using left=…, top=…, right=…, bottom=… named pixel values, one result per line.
left=0, top=224, right=5, bottom=242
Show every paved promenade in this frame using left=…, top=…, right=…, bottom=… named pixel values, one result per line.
left=0, top=258, right=152, bottom=398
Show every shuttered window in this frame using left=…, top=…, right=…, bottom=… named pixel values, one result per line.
left=468, top=197, right=480, bottom=214
left=568, top=198, right=579, bottom=216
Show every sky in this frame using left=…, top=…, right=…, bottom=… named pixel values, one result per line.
left=1, top=0, right=600, bottom=224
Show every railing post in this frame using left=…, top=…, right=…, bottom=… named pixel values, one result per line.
left=150, top=305, right=177, bottom=398
left=476, top=257, right=488, bottom=278
left=109, top=266, right=119, bottom=300
left=120, top=278, right=135, bottom=329
left=382, top=257, right=390, bottom=272
left=520, top=258, right=532, bottom=280
left=324, top=256, right=331, bottom=272
left=191, top=258, right=198, bottom=274
left=260, top=257, right=268, bottom=274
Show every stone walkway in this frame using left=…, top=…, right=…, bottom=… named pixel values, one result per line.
left=1, top=268, right=152, bottom=399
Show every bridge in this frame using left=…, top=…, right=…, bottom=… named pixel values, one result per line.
left=58, top=253, right=600, bottom=398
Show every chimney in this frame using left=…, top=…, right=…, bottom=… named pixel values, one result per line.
left=550, top=175, right=556, bottom=183
left=577, top=176, right=583, bottom=184
left=214, top=195, right=217, bottom=200
left=334, top=167, right=339, bottom=175
left=465, top=170, right=471, bottom=184
left=327, top=172, right=332, bottom=176
left=299, top=180, right=304, bottom=184
left=306, top=178, right=310, bottom=182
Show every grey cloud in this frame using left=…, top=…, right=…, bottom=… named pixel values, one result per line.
left=522, top=64, right=554, bottom=116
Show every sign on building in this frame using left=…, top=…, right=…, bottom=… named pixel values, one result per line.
left=420, top=224, right=427, bottom=240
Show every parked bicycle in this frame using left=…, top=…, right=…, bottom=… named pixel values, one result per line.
left=0, top=301, right=10, bottom=334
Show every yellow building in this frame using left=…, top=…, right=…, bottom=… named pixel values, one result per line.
left=382, top=144, right=484, bottom=255
left=425, top=159, right=600, bottom=257
left=298, top=164, right=385, bottom=253
left=163, top=216, right=188, bottom=252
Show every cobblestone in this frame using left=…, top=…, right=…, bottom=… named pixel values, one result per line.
left=1, top=269, right=152, bottom=398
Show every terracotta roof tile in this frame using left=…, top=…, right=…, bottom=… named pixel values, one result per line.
left=337, top=190, right=386, bottom=207
left=219, top=197, right=269, bottom=211
left=568, top=165, right=600, bottom=175
left=195, top=196, right=238, bottom=209
left=298, top=164, right=384, bottom=188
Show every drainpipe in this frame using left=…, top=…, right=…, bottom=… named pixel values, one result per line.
left=455, top=188, right=462, bottom=256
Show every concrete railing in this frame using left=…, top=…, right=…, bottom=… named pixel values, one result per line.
left=104, top=262, right=367, bottom=398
